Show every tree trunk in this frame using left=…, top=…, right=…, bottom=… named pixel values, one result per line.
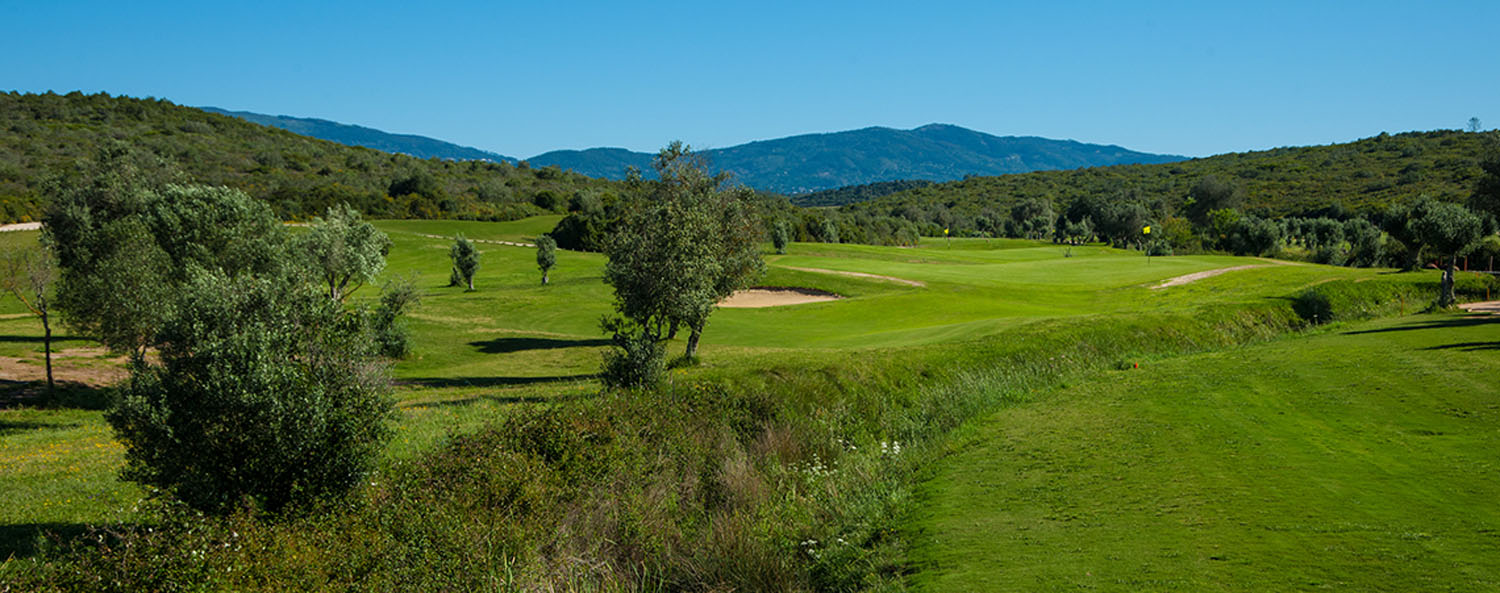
left=667, top=319, right=679, bottom=340
left=542, top=270, right=549, bottom=285
left=467, top=277, right=474, bottom=291
left=42, top=309, right=53, bottom=393
left=1440, top=254, right=1457, bottom=308
left=684, top=322, right=704, bottom=358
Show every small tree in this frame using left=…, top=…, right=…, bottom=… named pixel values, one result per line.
left=1469, top=117, right=1483, bottom=133
left=298, top=204, right=391, bottom=302
left=535, top=234, right=557, bottom=285
left=3, top=244, right=57, bottom=392
left=771, top=220, right=790, bottom=254
left=1411, top=202, right=1483, bottom=307
left=450, top=235, right=480, bottom=291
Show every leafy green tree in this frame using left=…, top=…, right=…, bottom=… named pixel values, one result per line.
left=1383, top=196, right=1437, bottom=271
left=3, top=244, right=57, bottom=392
left=45, top=171, right=284, bottom=358
left=603, top=142, right=765, bottom=369
left=109, top=269, right=392, bottom=514
left=298, top=204, right=391, bottom=302
left=1411, top=202, right=1484, bottom=307
left=1343, top=217, right=1384, bottom=267
left=369, top=276, right=420, bottom=358
left=1185, top=175, right=1245, bottom=226
left=772, top=220, right=791, bottom=254
left=450, top=235, right=480, bottom=291
left=535, top=234, right=557, bottom=285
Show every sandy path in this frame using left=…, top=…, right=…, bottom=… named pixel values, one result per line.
left=413, top=232, right=534, bottom=248
left=1151, top=265, right=1269, bottom=289
left=0, top=222, right=41, bottom=232
left=776, top=265, right=926, bottom=287
left=1460, top=301, right=1500, bottom=314
left=0, top=348, right=128, bottom=387
left=718, top=287, right=842, bottom=308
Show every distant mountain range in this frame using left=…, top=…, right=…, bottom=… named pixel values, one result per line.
left=531, top=125, right=1187, bottom=194
left=199, top=107, right=516, bottom=163
left=200, top=107, right=1187, bottom=194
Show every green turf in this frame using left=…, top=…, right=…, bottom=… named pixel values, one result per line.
left=0, top=217, right=1457, bottom=569
left=906, top=312, right=1500, bottom=591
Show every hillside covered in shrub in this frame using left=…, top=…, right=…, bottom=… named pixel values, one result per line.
left=846, top=130, right=1496, bottom=223
left=0, top=91, right=619, bottom=223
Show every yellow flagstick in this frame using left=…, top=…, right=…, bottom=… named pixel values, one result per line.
left=945, top=227, right=950, bottom=249
left=1143, top=225, right=1152, bottom=265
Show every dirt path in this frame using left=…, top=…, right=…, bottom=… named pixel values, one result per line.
left=0, top=222, right=41, bottom=232
left=1460, top=301, right=1500, bottom=314
left=718, top=287, right=842, bottom=308
left=1151, top=265, right=1269, bottom=289
left=776, top=265, right=926, bottom=287
left=412, top=232, right=534, bottom=248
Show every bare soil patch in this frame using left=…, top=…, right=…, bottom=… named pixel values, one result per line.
left=718, top=287, right=843, bottom=308
left=0, top=348, right=127, bottom=387
left=776, top=266, right=926, bottom=287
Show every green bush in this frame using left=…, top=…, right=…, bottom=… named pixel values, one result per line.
left=108, top=271, right=393, bottom=514
left=600, top=318, right=666, bottom=390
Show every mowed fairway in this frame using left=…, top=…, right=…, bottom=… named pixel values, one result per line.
left=907, top=312, right=1500, bottom=591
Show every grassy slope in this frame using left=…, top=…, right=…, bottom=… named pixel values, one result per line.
left=0, top=217, right=1444, bottom=562
left=907, top=312, right=1500, bottom=591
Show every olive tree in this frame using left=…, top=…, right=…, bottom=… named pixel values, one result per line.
left=450, top=235, right=480, bottom=291
left=298, top=204, right=391, bottom=302
left=1411, top=202, right=1484, bottom=307
left=602, top=142, right=764, bottom=380
left=46, top=180, right=285, bottom=359
left=536, top=234, right=557, bottom=285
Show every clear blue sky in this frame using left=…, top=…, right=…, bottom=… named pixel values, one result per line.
left=3, top=0, right=1495, bottom=159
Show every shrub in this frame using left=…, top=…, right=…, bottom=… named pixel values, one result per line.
left=600, top=318, right=665, bottom=390
left=108, top=271, right=392, bottom=514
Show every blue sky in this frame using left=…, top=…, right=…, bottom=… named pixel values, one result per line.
left=3, top=1, right=1495, bottom=159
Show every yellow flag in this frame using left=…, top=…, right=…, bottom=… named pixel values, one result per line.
left=1143, top=225, right=1152, bottom=235
left=944, top=228, right=950, bottom=236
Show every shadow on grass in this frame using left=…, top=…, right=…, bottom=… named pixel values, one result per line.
left=1425, top=341, right=1500, bottom=352
left=396, top=374, right=596, bottom=389
left=0, top=522, right=93, bottom=560
left=1341, top=314, right=1499, bottom=336
left=406, top=391, right=588, bottom=410
left=468, top=336, right=611, bottom=354
left=0, top=381, right=112, bottom=411
left=0, top=334, right=87, bottom=344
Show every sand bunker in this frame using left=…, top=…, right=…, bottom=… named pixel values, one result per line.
left=718, top=287, right=842, bottom=308
left=0, top=222, right=41, bottom=232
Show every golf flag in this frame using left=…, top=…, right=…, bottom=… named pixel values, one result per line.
left=944, top=228, right=950, bottom=236
left=1143, top=225, right=1151, bottom=235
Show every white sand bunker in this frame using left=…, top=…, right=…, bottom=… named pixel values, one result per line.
left=718, top=287, right=843, bottom=308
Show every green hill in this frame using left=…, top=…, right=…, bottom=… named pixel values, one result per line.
left=846, top=130, right=1496, bottom=223
left=0, top=91, right=617, bottom=223
left=199, top=107, right=517, bottom=163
